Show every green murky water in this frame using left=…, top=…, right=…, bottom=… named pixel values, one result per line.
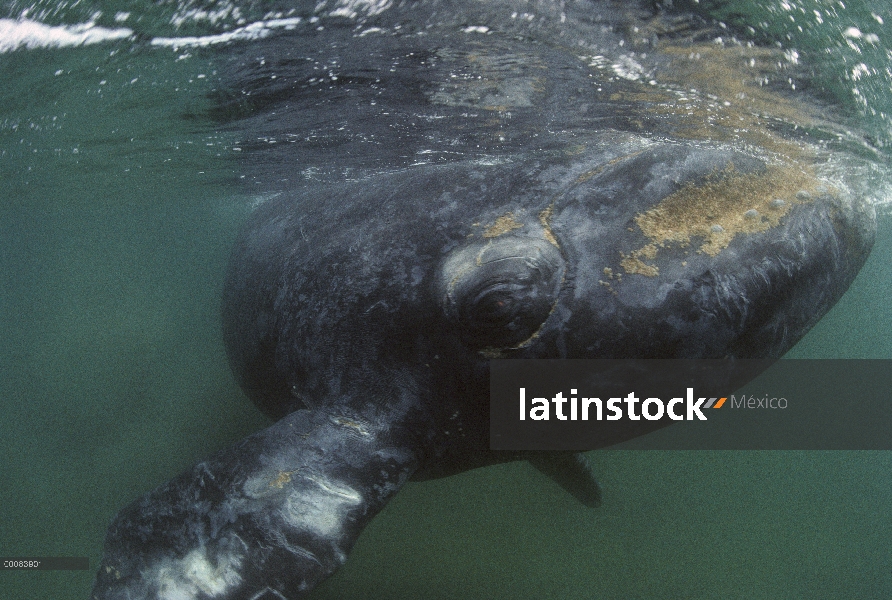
left=1, top=1, right=890, bottom=598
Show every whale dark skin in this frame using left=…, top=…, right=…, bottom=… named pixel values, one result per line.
left=93, top=1, right=875, bottom=598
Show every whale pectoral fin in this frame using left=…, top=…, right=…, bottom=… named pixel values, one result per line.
left=528, top=452, right=602, bottom=508
left=92, top=409, right=418, bottom=599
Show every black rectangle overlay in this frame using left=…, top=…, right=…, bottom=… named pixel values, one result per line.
left=490, top=359, right=892, bottom=450
left=0, top=557, right=89, bottom=570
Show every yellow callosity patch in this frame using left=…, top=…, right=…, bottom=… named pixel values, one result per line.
left=621, top=164, right=824, bottom=276
left=620, top=255, right=660, bottom=277
left=538, top=204, right=559, bottom=247
left=269, top=470, right=295, bottom=489
left=483, top=213, right=524, bottom=237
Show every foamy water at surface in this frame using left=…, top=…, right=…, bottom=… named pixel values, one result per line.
left=150, top=17, right=303, bottom=49
left=0, top=17, right=131, bottom=52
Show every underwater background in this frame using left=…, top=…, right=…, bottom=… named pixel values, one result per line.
left=1, top=0, right=891, bottom=598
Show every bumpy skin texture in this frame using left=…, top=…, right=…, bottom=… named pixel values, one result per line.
left=93, top=1, right=876, bottom=598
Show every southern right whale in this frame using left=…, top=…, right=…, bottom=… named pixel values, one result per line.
left=93, top=1, right=876, bottom=598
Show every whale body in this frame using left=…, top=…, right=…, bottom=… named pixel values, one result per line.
left=93, top=1, right=875, bottom=598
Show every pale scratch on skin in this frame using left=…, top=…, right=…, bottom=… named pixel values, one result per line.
left=331, top=416, right=370, bottom=436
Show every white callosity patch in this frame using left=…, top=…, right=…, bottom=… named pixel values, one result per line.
left=0, top=18, right=132, bottom=53
left=147, top=545, right=244, bottom=600
left=284, top=474, right=363, bottom=540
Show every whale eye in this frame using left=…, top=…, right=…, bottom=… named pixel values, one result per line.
left=439, top=236, right=565, bottom=348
